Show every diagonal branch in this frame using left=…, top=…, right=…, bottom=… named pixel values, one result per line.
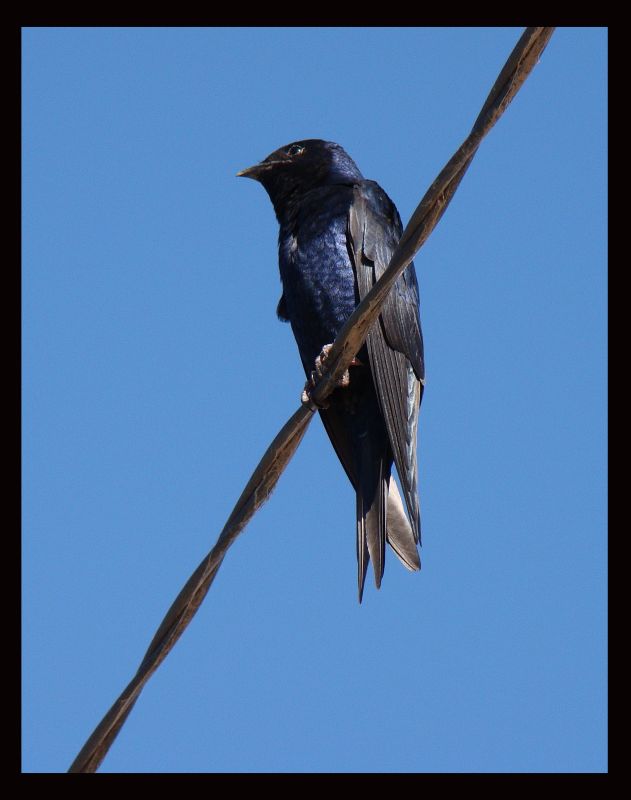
left=309, top=26, right=555, bottom=407
left=68, top=26, right=555, bottom=773
left=68, top=405, right=313, bottom=773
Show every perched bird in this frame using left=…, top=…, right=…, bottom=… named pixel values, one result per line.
left=238, top=140, right=424, bottom=601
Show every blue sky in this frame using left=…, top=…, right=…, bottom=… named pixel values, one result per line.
left=22, top=27, right=607, bottom=773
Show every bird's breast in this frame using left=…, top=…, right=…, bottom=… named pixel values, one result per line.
left=279, top=208, right=358, bottom=373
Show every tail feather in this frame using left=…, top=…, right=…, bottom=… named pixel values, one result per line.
left=386, top=476, right=421, bottom=572
left=356, top=506, right=370, bottom=603
left=365, top=459, right=387, bottom=590
left=356, top=459, right=388, bottom=602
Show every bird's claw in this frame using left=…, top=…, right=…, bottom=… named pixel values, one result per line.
left=301, top=384, right=329, bottom=409
left=300, top=344, right=361, bottom=409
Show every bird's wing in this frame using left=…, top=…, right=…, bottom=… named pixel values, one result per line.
left=276, top=293, right=290, bottom=321
left=348, top=181, right=424, bottom=542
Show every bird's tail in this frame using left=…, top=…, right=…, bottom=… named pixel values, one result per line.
left=386, top=475, right=421, bottom=572
left=356, top=459, right=388, bottom=603
left=357, top=473, right=420, bottom=602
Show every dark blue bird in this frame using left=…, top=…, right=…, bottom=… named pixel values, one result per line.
left=238, top=139, right=424, bottom=601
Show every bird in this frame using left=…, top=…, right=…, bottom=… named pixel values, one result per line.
left=237, top=139, right=425, bottom=601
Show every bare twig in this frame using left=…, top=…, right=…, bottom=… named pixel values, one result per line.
left=68, top=27, right=555, bottom=773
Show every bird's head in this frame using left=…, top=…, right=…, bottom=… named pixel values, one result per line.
left=237, top=139, right=363, bottom=220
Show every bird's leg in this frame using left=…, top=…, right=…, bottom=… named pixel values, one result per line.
left=301, top=344, right=362, bottom=408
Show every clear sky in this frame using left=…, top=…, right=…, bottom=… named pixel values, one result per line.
left=22, top=27, right=607, bottom=773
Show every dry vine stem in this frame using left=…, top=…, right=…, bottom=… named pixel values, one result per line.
left=69, top=27, right=555, bottom=773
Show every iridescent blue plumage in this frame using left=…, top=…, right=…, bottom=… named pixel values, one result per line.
left=238, top=140, right=424, bottom=601
left=278, top=184, right=358, bottom=374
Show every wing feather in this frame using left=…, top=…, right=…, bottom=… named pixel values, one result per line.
left=348, top=182, right=424, bottom=542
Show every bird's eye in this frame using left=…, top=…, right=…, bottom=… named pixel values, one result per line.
left=286, top=144, right=305, bottom=157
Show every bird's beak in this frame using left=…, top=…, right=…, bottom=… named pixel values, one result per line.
left=236, top=163, right=264, bottom=180
left=236, top=159, right=284, bottom=180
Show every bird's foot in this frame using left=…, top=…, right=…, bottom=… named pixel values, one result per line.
left=301, top=344, right=361, bottom=409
